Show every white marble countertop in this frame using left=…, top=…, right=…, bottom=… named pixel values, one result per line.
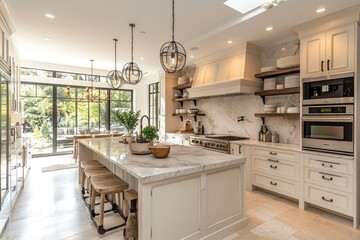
left=230, top=139, right=301, bottom=152
left=78, top=137, right=246, bottom=184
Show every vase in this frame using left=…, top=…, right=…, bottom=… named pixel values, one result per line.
left=129, top=142, right=153, bottom=155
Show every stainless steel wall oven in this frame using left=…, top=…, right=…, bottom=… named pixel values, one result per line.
left=302, top=75, right=354, bottom=156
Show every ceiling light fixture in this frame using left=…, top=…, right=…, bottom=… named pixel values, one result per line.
left=266, top=26, right=273, bottom=31
left=316, top=8, right=326, bottom=13
left=82, top=59, right=101, bottom=102
left=45, top=13, right=55, bottom=19
left=122, top=24, right=143, bottom=85
left=43, top=37, right=50, bottom=41
left=159, top=0, right=186, bottom=73
left=228, top=40, right=233, bottom=44
left=106, top=39, right=125, bottom=89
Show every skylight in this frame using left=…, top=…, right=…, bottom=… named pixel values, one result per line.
left=224, top=0, right=270, bottom=13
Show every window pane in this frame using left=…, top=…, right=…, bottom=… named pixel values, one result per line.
left=20, top=68, right=37, bottom=76
left=21, top=84, right=36, bottom=97
left=37, top=69, right=53, bottom=78
left=36, top=85, right=53, bottom=97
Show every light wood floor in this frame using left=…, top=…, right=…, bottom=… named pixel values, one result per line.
left=1, top=155, right=360, bottom=240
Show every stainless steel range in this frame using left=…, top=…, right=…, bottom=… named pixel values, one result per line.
left=189, top=135, right=249, bottom=154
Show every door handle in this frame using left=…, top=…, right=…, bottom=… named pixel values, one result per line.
left=270, top=165, right=278, bottom=169
left=321, top=61, right=324, bottom=72
left=327, top=60, right=330, bottom=71
left=322, top=196, right=333, bottom=202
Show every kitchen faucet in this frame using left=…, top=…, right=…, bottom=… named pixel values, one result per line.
left=140, top=115, right=150, bottom=136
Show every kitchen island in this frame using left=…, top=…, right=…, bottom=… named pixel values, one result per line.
left=78, top=137, right=247, bottom=240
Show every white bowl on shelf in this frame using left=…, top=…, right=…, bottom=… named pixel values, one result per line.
left=260, top=66, right=278, bottom=73
left=276, top=55, right=300, bottom=69
left=179, top=109, right=187, bottom=114
left=287, top=107, right=300, bottom=113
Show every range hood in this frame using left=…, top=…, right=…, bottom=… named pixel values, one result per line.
left=187, top=43, right=263, bottom=98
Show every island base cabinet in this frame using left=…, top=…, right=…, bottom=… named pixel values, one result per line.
left=145, top=166, right=246, bottom=240
left=151, top=177, right=201, bottom=240
left=304, top=183, right=353, bottom=217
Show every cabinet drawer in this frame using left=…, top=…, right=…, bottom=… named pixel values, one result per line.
left=304, top=168, right=353, bottom=193
left=252, top=147, right=297, bottom=161
left=253, top=156, right=298, bottom=181
left=305, top=183, right=353, bottom=216
left=252, top=172, right=298, bottom=199
left=304, top=154, right=353, bottom=175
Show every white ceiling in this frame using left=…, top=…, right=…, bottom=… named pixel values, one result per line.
left=4, top=0, right=360, bottom=75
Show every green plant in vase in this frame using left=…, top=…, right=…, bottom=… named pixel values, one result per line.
left=113, top=110, right=140, bottom=135
left=136, top=126, right=159, bottom=143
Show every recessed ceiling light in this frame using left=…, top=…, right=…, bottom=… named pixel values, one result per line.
left=45, top=13, right=55, bottom=19
left=281, top=47, right=286, bottom=51
left=140, top=57, right=144, bottom=60
left=190, top=55, right=194, bottom=58
left=43, top=37, right=50, bottom=41
left=228, top=40, right=233, bottom=44
left=316, top=8, right=326, bottom=13
left=266, top=26, right=273, bottom=31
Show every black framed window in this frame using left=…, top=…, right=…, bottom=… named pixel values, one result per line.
left=21, top=83, right=133, bottom=156
left=149, top=82, right=160, bottom=128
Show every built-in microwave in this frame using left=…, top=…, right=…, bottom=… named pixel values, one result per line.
left=303, top=75, right=354, bottom=105
left=302, top=105, right=354, bottom=155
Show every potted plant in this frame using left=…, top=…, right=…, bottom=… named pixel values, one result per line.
left=129, top=125, right=159, bottom=154
left=113, top=110, right=140, bottom=143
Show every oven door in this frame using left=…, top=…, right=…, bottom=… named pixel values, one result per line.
left=302, top=116, right=353, bottom=155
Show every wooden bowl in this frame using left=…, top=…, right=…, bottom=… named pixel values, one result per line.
left=150, top=145, right=171, bottom=158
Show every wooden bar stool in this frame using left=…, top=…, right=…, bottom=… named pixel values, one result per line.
left=90, top=174, right=129, bottom=234
left=83, top=167, right=113, bottom=205
left=80, top=160, right=105, bottom=197
left=123, top=189, right=138, bottom=240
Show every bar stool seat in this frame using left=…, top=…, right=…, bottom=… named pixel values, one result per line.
left=90, top=174, right=129, bottom=234
left=80, top=160, right=105, bottom=196
left=83, top=168, right=113, bottom=204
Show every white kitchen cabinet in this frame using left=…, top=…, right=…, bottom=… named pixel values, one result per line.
left=303, top=153, right=354, bottom=217
left=301, top=23, right=355, bottom=78
left=166, top=133, right=192, bottom=146
left=251, top=146, right=301, bottom=199
left=230, top=143, right=252, bottom=190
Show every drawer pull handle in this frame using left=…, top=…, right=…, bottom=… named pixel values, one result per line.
left=270, top=181, right=277, bottom=186
left=322, top=196, right=333, bottom=203
left=270, top=165, right=278, bottom=169
left=321, top=163, right=333, bottom=168
left=270, top=152, right=277, bottom=155
left=268, top=159, right=279, bottom=163
left=322, top=175, right=333, bottom=181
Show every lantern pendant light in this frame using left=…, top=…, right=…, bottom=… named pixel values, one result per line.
left=107, top=39, right=125, bottom=89
left=159, top=0, right=186, bottom=73
left=122, top=24, right=143, bottom=85
left=83, top=59, right=99, bottom=102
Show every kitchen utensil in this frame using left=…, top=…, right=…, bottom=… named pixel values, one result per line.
left=150, top=145, right=171, bottom=158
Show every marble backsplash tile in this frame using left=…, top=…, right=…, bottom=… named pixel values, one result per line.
left=183, top=94, right=300, bottom=144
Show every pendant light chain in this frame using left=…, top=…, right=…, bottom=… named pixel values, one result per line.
left=131, top=24, right=134, bottom=63
left=172, top=0, right=175, bottom=41
left=114, top=39, right=118, bottom=71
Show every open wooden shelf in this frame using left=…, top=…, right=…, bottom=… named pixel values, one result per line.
left=255, top=66, right=300, bottom=79
left=255, top=87, right=300, bottom=97
left=172, top=113, right=205, bottom=122
left=173, top=83, right=192, bottom=90
left=254, top=113, right=300, bottom=118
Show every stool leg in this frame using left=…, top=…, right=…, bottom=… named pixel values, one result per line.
left=81, top=169, right=86, bottom=195
left=90, top=187, right=96, bottom=218
left=98, top=193, right=106, bottom=234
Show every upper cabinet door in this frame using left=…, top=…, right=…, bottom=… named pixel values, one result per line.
left=301, top=33, right=326, bottom=78
left=326, top=24, right=355, bottom=75
left=301, top=23, right=355, bottom=79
